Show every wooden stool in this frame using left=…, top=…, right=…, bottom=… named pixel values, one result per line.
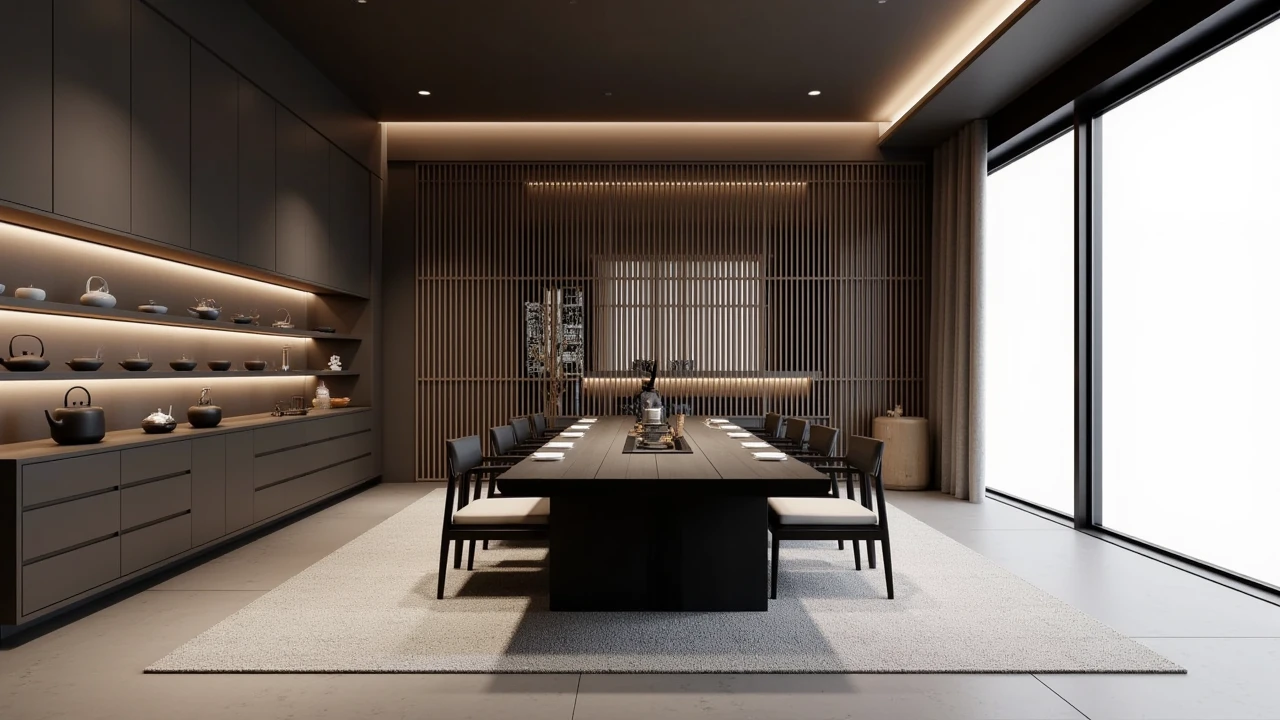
left=872, top=416, right=929, bottom=490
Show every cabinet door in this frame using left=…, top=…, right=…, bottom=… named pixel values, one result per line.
left=275, top=109, right=309, bottom=279
left=224, top=431, right=255, bottom=533
left=191, top=435, right=227, bottom=546
left=0, top=0, right=53, bottom=211
left=329, top=150, right=370, bottom=294
left=190, top=45, right=238, bottom=260
left=237, top=81, right=276, bottom=270
left=53, top=0, right=131, bottom=232
left=304, top=127, right=331, bottom=285
left=130, top=0, right=190, bottom=246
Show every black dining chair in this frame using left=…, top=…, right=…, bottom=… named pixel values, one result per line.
left=768, top=435, right=893, bottom=600
left=438, top=435, right=549, bottom=599
left=771, top=417, right=810, bottom=452
left=787, top=424, right=846, bottom=550
left=528, top=412, right=565, bottom=439
left=490, top=424, right=534, bottom=459
left=509, top=417, right=548, bottom=451
left=752, top=412, right=783, bottom=439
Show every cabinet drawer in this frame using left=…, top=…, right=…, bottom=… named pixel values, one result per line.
left=254, top=422, right=308, bottom=455
left=23, top=536, right=121, bottom=615
left=121, top=514, right=191, bottom=575
left=22, top=453, right=120, bottom=508
left=122, top=441, right=190, bottom=484
left=22, top=491, right=120, bottom=561
left=254, top=431, right=371, bottom=488
left=254, top=455, right=370, bottom=522
left=304, top=411, right=371, bottom=442
left=121, top=474, right=191, bottom=531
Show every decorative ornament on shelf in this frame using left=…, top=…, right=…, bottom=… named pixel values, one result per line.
left=315, top=380, right=332, bottom=409
left=281, top=344, right=291, bottom=372
left=272, top=308, right=294, bottom=329
left=141, top=406, right=178, bottom=434
left=886, top=404, right=905, bottom=418
left=80, top=275, right=117, bottom=308
left=327, top=354, right=343, bottom=371
left=16, top=285, right=47, bottom=301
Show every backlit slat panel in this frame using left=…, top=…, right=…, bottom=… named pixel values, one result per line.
left=415, top=163, right=928, bottom=479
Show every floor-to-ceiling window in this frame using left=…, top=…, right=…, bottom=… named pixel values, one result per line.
left=1099, top=17, right=1280, bottom=586
left=983, top=132, right=1076, bottom=514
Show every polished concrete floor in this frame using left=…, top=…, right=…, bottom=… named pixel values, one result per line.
left=3, top=482, right=1279, bottom=719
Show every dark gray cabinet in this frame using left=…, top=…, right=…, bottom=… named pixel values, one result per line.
left=237, top=81, right=276, bottom=270
left=130, top=0, right=190, bottom=247
left=329, top=150, right=371, bottom=295
left=225, top=431, right=255, bottom=534
left=53, top=0, right=131, bottom=232
left=0, top=1, right=53, bottom=211
left=191, top=436, right=227, bottom=547
left=275, top=109, right=310, bottom=279
left=2, top=410, right=374, bottom=625
left=190, top=44, right=239, bottom=260
left=304, top=128, right=332, bottom=285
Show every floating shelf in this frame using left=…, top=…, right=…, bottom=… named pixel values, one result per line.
left=0, top=370, right=359, bottom=382
left=0, top=296, right=360, bottom=340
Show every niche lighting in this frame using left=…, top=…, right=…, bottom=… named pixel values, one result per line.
left=525, top=182, right=807, bottom=187
left=0, top=221, right=313, bottom=303
left=875, top=0, right=1028, bottom=134
left=0, top=310, right=314, bottom=349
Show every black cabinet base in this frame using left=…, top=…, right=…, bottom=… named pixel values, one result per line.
left=549, top=495, right=767, bottom=611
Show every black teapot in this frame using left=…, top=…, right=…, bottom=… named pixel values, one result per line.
left=45, top=386, right=106, bottom=445
left=2, top=334, right=50, bottom=372
left=188, top=387, right=222, bottom=428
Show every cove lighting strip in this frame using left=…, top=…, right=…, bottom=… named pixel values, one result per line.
left=526, top=181, right=807, bottom=187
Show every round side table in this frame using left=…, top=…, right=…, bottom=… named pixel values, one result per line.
left=871, top=416, right=930, bottom=490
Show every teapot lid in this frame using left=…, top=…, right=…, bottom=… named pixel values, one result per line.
left=145, top=407, right=175, bottom=422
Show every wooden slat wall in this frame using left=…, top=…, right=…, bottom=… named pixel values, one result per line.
left=416, top=162, right=929, bottom=480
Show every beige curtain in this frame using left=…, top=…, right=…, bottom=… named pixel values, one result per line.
left=929, top=120, right=986, bottom=502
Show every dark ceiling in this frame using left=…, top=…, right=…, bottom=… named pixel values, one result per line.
left=245, top=0, right=1002, bottom=122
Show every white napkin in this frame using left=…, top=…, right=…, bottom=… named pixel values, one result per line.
left=578, top=418, right=598, bottom=423
left=719, top=425, right=743, bottom=431
left=569, top=425, right=591, bottom=431
left=532, top=451, right=565, bottom=461
left=752, top=451, right=788, bottom=461
left=726, top=432, right=753, bottom=438
left=559, top=431, right=585, bottom=438
left=741, top=441, right=772, bottom=449
left=543, top=441, right=574, bottom=449
left=708, top=418, right=730, bottom=424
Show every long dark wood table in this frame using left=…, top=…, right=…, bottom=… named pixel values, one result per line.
left=497, top=416, right=831, bottom=611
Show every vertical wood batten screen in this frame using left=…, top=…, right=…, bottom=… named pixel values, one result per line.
left=416, top=163, right=929, bottom=480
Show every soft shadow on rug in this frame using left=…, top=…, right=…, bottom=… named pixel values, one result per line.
left=148, top=490, right=1182, bottom=673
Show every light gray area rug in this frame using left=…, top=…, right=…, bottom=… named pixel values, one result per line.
left=149, top=490, right=1182, bottom=674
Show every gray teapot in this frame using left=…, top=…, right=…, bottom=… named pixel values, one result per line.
left=45, top=386, right=106, bottom=445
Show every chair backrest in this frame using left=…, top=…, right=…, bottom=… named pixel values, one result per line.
left=845, top=434, right=884, bottom=478
left=762, top=412, right=782, bottom=436
left=510, top=417, right=533, bottom=443
left=490, top=425, right=517, bottom=455
left=446, top=435, right=483, bottom=480
left=807, top=424, right=839, bottom=457
left=784, top=417, right=809, bottom=444
left=530, top=413, right=548, bottom=435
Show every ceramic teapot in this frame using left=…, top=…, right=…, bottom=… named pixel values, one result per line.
left=141, top=406, right=177, bottom=434
left=45, top=386, right=106, bottom=445
left=80, top=276, right=117, bottom=308
left=2, top=334, right=50, bottom=372
left=188, top=387, right=222, bottom=428
left=188, top=298, right=221, bottom=320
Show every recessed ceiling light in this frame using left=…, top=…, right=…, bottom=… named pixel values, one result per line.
left=418, top=90, right=431, bottom=96
left=808, top=90, right=821, bottom=96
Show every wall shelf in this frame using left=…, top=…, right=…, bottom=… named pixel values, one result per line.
left=0, top=296, right=360, bottom=340
left=0, top=370, right=359, bottom=382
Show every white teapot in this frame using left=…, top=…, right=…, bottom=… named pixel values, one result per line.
left=80, top=276, right=117, bottom=308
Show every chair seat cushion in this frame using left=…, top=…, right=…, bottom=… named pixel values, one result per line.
left=454, top=497, right=550, bottom=525
left=769, top=497, right=877, bottom=525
